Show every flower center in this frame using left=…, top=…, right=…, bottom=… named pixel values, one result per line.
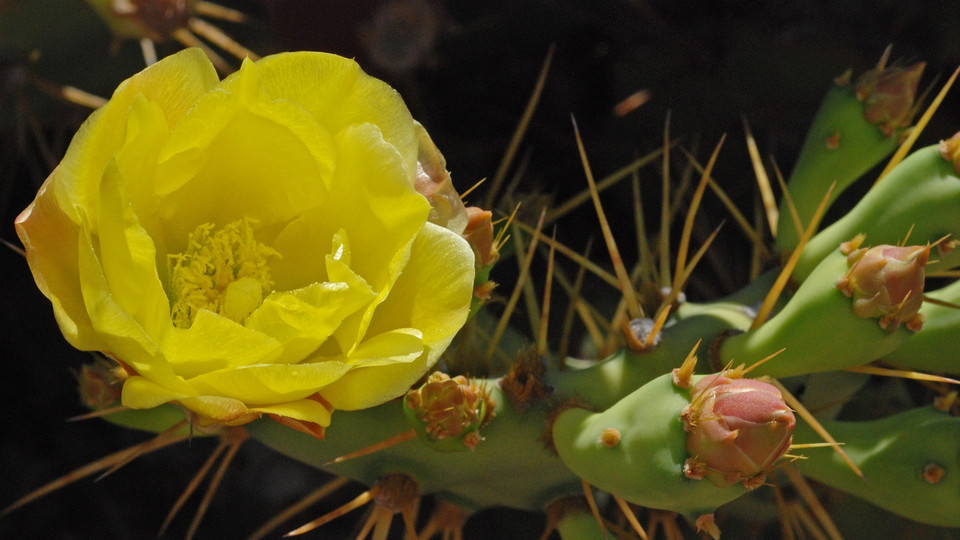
left=168, top=218, right=278, bottom=328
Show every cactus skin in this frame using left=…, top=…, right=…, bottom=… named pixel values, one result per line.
left=721, top=249, right=912, bottom=378
left=885, top=279, right=960, bottom=374
left=793, top=406, right=960, bottom=528
left=551, top=374, right=750, bottom=518
left=794, top=145, right=960, bottom=282
left=247, top=383, right=583, bottom=513
left=775, top=63, right=923, bottom=254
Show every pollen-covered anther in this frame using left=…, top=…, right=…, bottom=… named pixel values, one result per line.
left=168, top=218, right=278, bottom=328
left=923, top=463, right=946, bottom=484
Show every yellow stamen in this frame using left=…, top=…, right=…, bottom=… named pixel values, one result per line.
left=168, top=218, right=278, bottom=328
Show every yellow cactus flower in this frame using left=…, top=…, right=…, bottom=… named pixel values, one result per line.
left=15, top=49, right=476, bottom=438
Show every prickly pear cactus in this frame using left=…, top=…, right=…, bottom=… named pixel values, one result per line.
left=3, top=3, right=960, bottom=539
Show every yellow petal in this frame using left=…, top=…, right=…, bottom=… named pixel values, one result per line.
left=367, top=221, right=475, bottom=348
left=111, top=93, right=171, bottom=250
left=52, top=48, right=218, bottom=226
left=121, top=375, right=192, bottom=409
left=97, top=158, right=170, bottom=341
left=154, top=57, right=336, bottom=248
left=161, top=309, right=284, bottom=379
left=320, top=350, right=432, bottom=411
left=323, top=123, right=430, bottom=350
left=245, top=281, right=374, bottom=364
left=187, top=361, right=351, bottom=405
left=346, top=328, right=424, bottom=367
left=320, top=223, right=474, bottom=411
left=252, top=398, right=332, bottom=429
left=252, top=51, right=419, bottom=180
left=15, top=174, right=101, bottom=350
left=76, top=212, right=192, bottom=394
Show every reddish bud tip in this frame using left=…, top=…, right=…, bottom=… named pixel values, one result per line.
left=854, top=62, right=925, bottom=137
left=463, top=207, right=499, bottom=268
left=682, top=376, right=795, bottom=488
left=837, top=242, right=929, bottom=331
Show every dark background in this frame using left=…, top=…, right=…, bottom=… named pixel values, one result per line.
left=3, top=1, right=960, bottom=538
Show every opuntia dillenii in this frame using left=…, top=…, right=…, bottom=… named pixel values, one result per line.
left=682, top=375, right=795, bottom=489
left=836, top=237, right=929, bottom=331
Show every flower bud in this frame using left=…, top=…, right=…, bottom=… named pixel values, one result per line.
left=939, top=131, right=960, bottom=175
left=403, top=372, right=492, bottom=451
left=75, top=361, right=124, bottom=410
left=463, top=207, right=499, bottom=269
left=854, top=61, right=925, bottom=137
left=682, top=375, right=795, bottom=488
left=837, top=238, right=929, bottom=331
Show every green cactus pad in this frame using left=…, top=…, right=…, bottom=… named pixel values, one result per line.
left=884, top=279, right=960, bottom=374
left=776, top=83, right=901, bottom=254
left=794, top=145, right=960, bottom=282
left=552, top=373, right=748, bottom=518
left=793, top=406, right=960, bottom=528
left=721, top=249, right=912, bottom=378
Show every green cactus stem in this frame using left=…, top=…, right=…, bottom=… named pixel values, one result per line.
left=247, top=382, right=582, bottom=513
left=793, top=144, right=960, bottom=282
left=776, top=61, right=924, bottom=255
left=551, top=373, right=756, bottom=519
left=792, top=406, right=960, bottom=528
left=884, top=278, right=960, bottom=374
left=721, top=248, right=915, bottom=378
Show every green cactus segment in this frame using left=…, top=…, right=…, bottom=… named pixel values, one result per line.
left=248, top=383, right=582, bottom=513
left=884, top=279, right=960, bottom=374
left=552, top=374, right=747, bottom=517
left=776, top=83, right=901, bottom=254
left=99, top=403, right=192, bottom=434
left=555, top=507, right=608, bottom=540
left=794, top=145, right=960, bottom=282
left=793, top=406, right=960, bottom=528
left=721, top=249, right=911, bottom=378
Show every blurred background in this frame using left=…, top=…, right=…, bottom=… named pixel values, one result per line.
left=2, top=1, right=960, bottom=538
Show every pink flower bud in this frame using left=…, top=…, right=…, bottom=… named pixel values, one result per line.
left=837, top=240, right=929, bottom=331
left=682, top=375, right=795, bottom=488
left=463, top=207, right=499, bottom=269
left=854, top=62, right=925, bottom=137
